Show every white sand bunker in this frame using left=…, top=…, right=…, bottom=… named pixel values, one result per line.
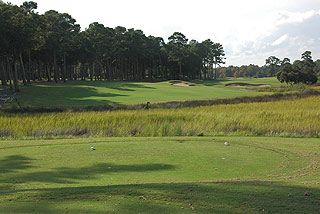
left=173, top=83, right=194, bottom=87
left=170, top=81, right=196, bottom=87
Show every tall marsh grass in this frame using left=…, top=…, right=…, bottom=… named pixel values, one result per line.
left=0, top=96, right=319, bottom=138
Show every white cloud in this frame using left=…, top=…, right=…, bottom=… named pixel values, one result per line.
left=228, top=9, right=320, bottom=65
left=272, top=34, right=288, bottom=46
left=276, top=10, right=319, bottom=25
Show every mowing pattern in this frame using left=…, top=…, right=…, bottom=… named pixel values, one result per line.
left=0, top=137, right=319, bottom=213
left=1, top=96, right=320, bottom=138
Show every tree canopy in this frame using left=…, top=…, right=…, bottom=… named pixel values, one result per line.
left=0, top=1, right=226, bottom=90
left=277, top=51, right=318, bottom=85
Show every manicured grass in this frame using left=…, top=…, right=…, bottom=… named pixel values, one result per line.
left=0, top=136, right=319, bottom=213
left=1, top=96, right=319, bottom=138
left=190, top=77, right=284, bottom=87
left=16, top=78, right=282, bottom=107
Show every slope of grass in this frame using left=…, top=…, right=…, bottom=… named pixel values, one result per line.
left=15, top=78, right=282, bottom=107
left=1, top=96, right=319, bottom=138
left=190, top=77, right=283, bottom=87
left=0, top=136, right=319, bottom=213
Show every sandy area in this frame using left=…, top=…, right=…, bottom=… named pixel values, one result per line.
left=172, top=83, right=194, bottom=87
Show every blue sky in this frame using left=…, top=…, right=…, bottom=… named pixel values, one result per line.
left=7, top=0, right=320, bottom=66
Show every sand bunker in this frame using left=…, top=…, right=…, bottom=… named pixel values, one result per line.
left=169, top=81, right=196, bottom=87
left=173, top=83, right=193, bottom=87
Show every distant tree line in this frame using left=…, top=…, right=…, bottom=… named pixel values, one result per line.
left=217, top=52, right=319, bottom=85
left=0, top=1, right=226, bottom=92
left=276, top=51, right=318, bottom=85
left=217, top=64, right=268, bottom=78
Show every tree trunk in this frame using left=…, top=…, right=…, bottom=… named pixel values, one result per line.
left=179, top=62, right=182, bottom=79
left=214, top=63, right=217, bottom=80
left=13, top=57, right=20, bottom=92
left=53, top=51, right=58, bottom=83
left=0, top=59, right=7, bottom=86
left=6, top=57, right=13, bottom=90
left=90, top=62, right=94, bottom=81
left=106, top=59, right=111, bottom=80
left=27, top=49, right=31, bottom=84
left=62, top=52, right=66, bottom=82
left=80, top=63, right=85, bottom=80
left=199, top=62, right=202, bottom=80
left=19, top=52, right=27, bottom=86
left=37, top=61, right=42, bottom=81
left=46, top=63, right=51, bottom=82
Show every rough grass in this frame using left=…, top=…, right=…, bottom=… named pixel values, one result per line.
left=0, top=96, right=319, bottom=139
left=2, top=89, right=318, bottom=113
left=0, top=136, right=319, bottom=213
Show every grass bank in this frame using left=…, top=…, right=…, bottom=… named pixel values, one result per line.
left=1, top=96, right=319, bottom=139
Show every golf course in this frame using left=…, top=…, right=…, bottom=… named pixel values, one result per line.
left=0, top=78, right=320, bottom=213
left=1, top=0, right=320, bottom=213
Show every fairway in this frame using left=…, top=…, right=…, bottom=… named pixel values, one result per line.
left=16, top=78, right=281, bottom=107
left=0, top=136, right=319, bottom=213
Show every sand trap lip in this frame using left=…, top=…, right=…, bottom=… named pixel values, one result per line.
left=226, top=83, right=271, bottom=87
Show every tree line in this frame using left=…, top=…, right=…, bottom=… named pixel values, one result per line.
left=217, top=52, right=319, bottom=84
left=0, top=1, right=226, bottom=92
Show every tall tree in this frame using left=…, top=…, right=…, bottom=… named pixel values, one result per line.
left=265, top=56, right=280, bottom=77
left=277, top=51, right=318, bottom=85
left=42, top=10, right=80, bottom=82
left=167, top=32, right=189, bottom=79
left=212, top=42, right=225, bottom=79
left=281, top=57, right=290, bottom=66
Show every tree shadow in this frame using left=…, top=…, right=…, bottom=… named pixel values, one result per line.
left=0, top=155, right=175, bottom=186
left=189, top=79, right=227, bottom=86
left=21, top=85, right=127, bottom=107
left=1, top=181, right=319, bottom=213
left=20, top=81, right=159, bottom=107
left=68, top=80, right=156, bottom=91
left=0, top=155, right=34, bottom=173
left=1, top=155, right=319, bottom=213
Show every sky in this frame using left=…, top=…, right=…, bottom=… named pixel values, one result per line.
left=6, top=0, right=320, bottom=66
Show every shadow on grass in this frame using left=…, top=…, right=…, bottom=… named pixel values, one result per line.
left=22, top=85, right=126, bottom=105
left=36, top=80, right=157, bottom=91
left=0, top=155, right=175, bottom=185
left=189, top=79, right=226, bottom=86
left=0, top=155, right=34, bottom=173
left=1, top=181, right=319, bottom=213
left=16, top=81, right=158, bottom=109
